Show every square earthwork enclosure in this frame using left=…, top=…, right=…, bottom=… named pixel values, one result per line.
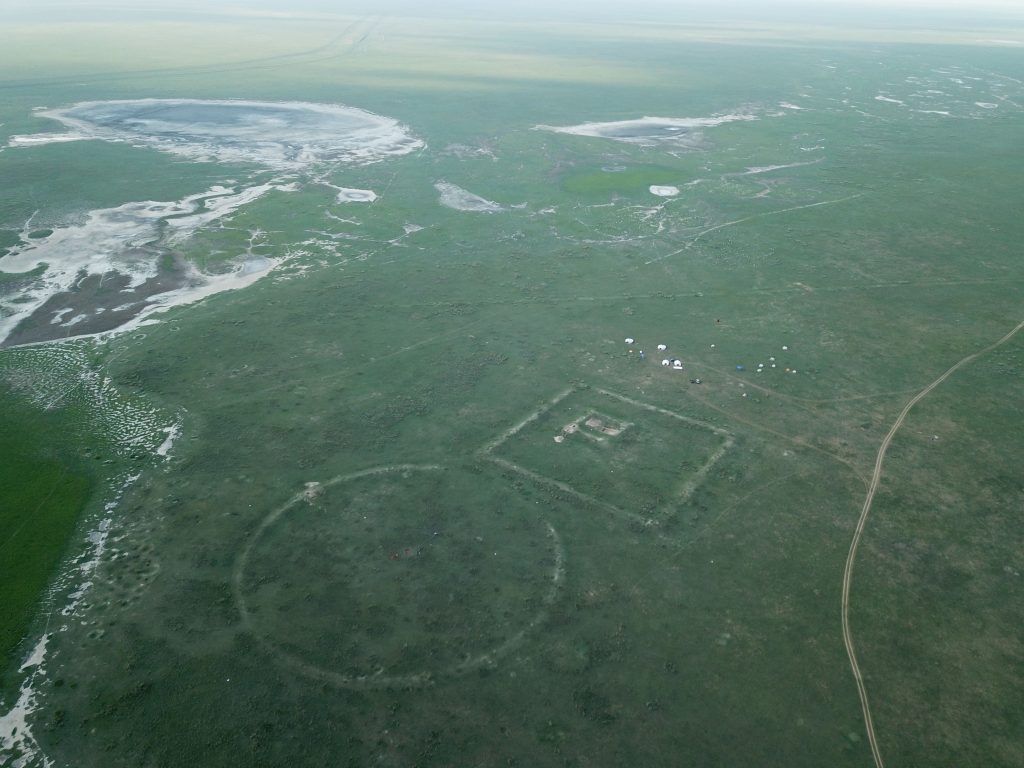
left=486, top=388, right=733, bottom=524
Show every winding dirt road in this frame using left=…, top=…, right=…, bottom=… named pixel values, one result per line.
left=842, top=316, right=1024, bottom=768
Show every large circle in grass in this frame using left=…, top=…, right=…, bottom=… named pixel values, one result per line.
left=234, top=465, right=563, bottom=689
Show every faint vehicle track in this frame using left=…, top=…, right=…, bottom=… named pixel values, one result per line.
left=0, top=15, right=384, bottom=90
left=643, top=193, right=865, bottom=265
left=842, top=316, right=1024, bottom=768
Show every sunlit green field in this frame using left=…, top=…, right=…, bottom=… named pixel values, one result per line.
left=0, top=401, right=93, bottom=666
left=2, top=7, right=1023, bottom=767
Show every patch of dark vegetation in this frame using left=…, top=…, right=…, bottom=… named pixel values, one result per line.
left=0, top=387, right=96, bottom=676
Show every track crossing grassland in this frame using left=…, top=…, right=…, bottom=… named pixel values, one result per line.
left=0, top=15, right=382, bottom=90
left=842, top=317, right=1024, bottom=768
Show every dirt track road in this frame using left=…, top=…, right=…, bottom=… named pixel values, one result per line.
left=842, top=316, right=1024, bottom=768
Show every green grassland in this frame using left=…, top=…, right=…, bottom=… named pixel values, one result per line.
left=561, top=165, right=682, bottom=195
left=1, top=8, right=1023, bottom=768
left=0, top=393, right=95, bottom=667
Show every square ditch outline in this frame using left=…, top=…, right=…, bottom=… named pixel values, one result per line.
left=479, top=386, right=735, bottom=527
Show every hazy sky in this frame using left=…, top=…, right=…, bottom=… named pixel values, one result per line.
left=4, top=0, right=1024, bottom=27
left=6, top=0, right=1024, bottom=11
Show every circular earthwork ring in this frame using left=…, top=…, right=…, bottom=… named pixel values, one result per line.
left=233, top=464, right=564, bottom=690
